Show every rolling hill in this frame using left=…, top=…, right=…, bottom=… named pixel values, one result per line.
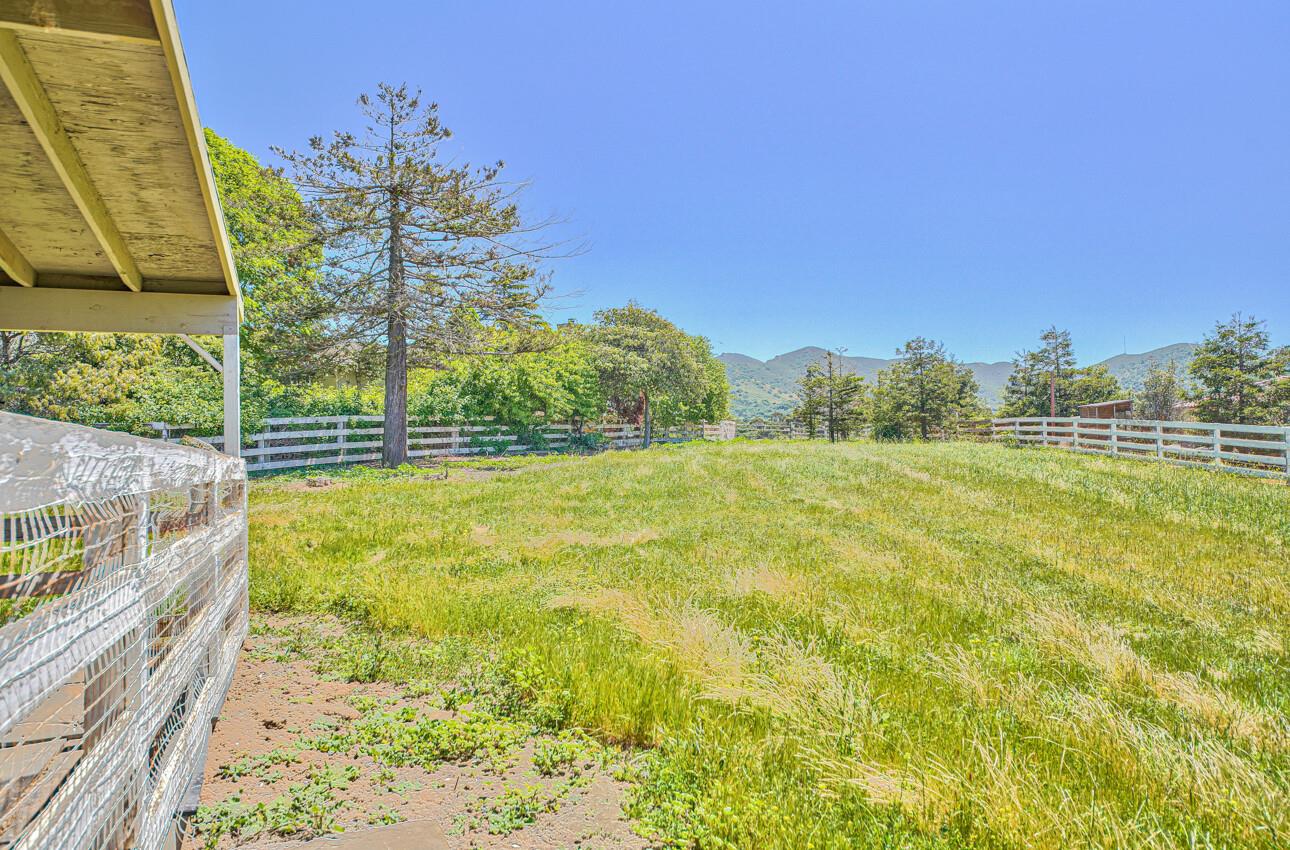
left=721, top=343, right=1197, bottom=419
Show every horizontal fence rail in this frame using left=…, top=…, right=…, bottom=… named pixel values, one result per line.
left=153, top=418, right=738, bottom=474
left=0, top=412, right=249, bottom=850
left=990, top=416, right=1290, bottom=480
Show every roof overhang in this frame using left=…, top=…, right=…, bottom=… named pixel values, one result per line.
left=0, top=0, right=240, bottom=334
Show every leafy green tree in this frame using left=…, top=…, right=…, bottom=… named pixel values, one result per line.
left=1069, top=365, right=1122, bottom=410
left=790, top=352, right=865, bottom=441
left=649, top=340, right=731, bottom=429
left=435, top=332, right=605, bottom=434
left=205, top=129, right=327, bottom=379
left=1001, top=327, right=1121, bottom=417
left=869, top=338, right=984, bottom=440
left=278, top=84, right=552, bottom=466
left=1188, top=314, right=1287, bottom=424
left=1135, top=361, right=1184, bottom=421
left=580, top=303, right=722, bottom=446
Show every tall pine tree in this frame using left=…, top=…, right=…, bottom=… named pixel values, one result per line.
left=278, top=84, right=553, bottom=465
left=1001, top=327, right=1121, bottom=417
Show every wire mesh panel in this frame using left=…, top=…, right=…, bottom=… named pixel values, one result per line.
left=0, top=412, right=248, bottom=850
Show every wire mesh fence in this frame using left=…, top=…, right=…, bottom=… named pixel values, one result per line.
left=1, top=412, right=248, bottom=850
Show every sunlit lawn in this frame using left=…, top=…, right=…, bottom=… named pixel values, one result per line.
left=249, top=440, right=1289, bottom=849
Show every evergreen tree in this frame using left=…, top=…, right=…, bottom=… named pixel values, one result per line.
left=791, top=362, right=826, bottom=438
left=1188, top=314, right=1286, bottom=424
left=821, top=350, right=867, bottom=442
left=870, top=338, right=984, bottom=439
left=278, top=84, right=552, bottom=466
left=1001, top=327, right=1121, bottom=417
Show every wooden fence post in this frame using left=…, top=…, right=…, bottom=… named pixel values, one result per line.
left=1284, top=427, right=1290, bottom=483
left=1109, top=420, right=1118, bottom=455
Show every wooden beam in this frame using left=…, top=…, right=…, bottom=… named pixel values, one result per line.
left=0, top=224, right=35, bottom=286
left=29, top=272, right=229, bottom=295
left=179, top=333, right=223, bottom=374
left=0, top=0, right=158, bottom=44
left=0, top=287, right=238, bottom=334
left=223, top=332, right=240, bottom=457
left=0, top=29, right=143, bottom=291
left=150, top=0, right=241, bottom=309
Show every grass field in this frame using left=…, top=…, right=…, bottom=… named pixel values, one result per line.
left=248, top=441, right=1289, bottom=849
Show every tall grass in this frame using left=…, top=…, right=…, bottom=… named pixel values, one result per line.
left=249, top=441, right=1289, bottom=849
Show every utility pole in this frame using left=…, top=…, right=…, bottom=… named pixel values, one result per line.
left=1049, top=340, right=1059, bottom=418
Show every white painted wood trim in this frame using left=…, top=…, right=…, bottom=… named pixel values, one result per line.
left=0, top=287, right=238, bottom=334
left=222, top=333, right=239, bottom=458
left=179, top=333, right=222, bottom=374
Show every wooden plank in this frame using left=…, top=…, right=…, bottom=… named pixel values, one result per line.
left=246, top=453, right=380, bottom=472
left=0, top=287, right=237, bottom=333
left=0, top=570, right=83, bottom=599
left=0, top=0, right=158, bottom=44
left=0, top=224, right=34, bottom=285
left=0, top=749, right=81, bottom=844
left=1215, top=449, right=1286, bottom=468
left=3, top=682, right=83, bottom=745
left=243, top=427, right=354, bottom=441
left=0, top=30, right=142, bottom=290
left=239, top=441, right=374, bottom=459
left=148, top=0, right=240, bottom=302
left=1215, top=436, right=1288, bottom=450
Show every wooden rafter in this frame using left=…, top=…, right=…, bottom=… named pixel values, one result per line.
left=0, top=0, right=159, bottom=45
left=151, top=0, right=241, bottom=304
left=0, top=223, right=34, bottom=286
left=0, top=29, right=143, bottom=291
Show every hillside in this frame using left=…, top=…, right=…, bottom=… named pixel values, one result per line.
left=722, top=343, right=1197, bottom=419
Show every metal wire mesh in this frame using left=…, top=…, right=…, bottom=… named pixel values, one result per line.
left=0, top=412, right=247, bottom=850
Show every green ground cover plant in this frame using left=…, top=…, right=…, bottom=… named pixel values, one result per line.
left=248, top=440, right=1289, bottom=849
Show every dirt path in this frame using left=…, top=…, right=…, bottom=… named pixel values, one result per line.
left=185, top=617, right=648, bottom=850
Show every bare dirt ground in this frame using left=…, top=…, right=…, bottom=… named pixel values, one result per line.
left=185, top=617, right=647, bottom=850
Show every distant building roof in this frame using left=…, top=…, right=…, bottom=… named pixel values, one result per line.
left=1078, top=399, right=1133, bottom=418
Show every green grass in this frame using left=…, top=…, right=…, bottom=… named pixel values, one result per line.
left=248, top=440, right=1289, bottom=849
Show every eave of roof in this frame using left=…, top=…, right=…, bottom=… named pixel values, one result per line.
left=0, top=0, right=241, bottom=334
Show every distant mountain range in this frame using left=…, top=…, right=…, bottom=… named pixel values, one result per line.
left=720, top=343, right=1198, bottom=419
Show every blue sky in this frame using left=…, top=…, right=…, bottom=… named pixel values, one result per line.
left=174, top=1, right=1289, bottom=364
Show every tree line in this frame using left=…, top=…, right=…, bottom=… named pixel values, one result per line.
left=788, top=315, right=1288, bottom=440
left=1000, top=315, right=1288, bottom=424
left=0, top=85, right=728, bottom=463
left=790, top=338, right=988, bottom=441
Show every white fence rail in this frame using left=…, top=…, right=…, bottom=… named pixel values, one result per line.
left=0, top=412, right=249, bottom=850
left=164, top=416, right=737, bottom=474
left=990, top=417, right=1290, bottom=480
left=190, top=418, right=644, bottom=473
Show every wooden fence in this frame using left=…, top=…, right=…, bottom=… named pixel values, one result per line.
left=170, top=416, right=736, bottom=474
left=0, top=413, right=248, bottom=849
left=989, top=417, right=1290, bottom=480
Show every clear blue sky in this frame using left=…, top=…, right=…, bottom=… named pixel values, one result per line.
left=174, top=1, right=1288, bottom=364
